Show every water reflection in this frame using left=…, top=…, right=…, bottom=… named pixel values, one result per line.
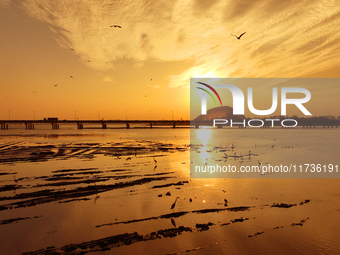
left=196, top=128, right=212, bottom=164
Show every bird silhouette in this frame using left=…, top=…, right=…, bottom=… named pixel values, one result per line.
left=70, top=76, right=73, bottom=78
left=94, top=195, right=100, bottom=204
left=70, top=48, right=75, bottom=51
left=171, top=197, right=180, bottom=210
left=258, top=160, right=262, bottom=171
left=54, top=84, right=58, bottom=87
left=110, top=25, right=122, bottom=28
left=154, top=158, right=157, bottom=164
left=14, top=176, right=18, bottom=183
left=231, top=32, right=246, bottom=40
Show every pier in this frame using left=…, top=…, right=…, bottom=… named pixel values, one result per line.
left=0, top=119, right=190, bottom=130
left=1, top=119, right=339, bottom=130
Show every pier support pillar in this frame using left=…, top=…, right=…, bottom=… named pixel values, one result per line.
left=126, top=123, right=130, bottom=129
left=173, top=123, right=176, bottom=128
left=150, top=123, right=152, bottom=128
left=102, top=123, right=107, bottom=129
left=52, top=123, right=59, bottom=129
left=25, top=123, right=35, bottom=129
left=0, top=123, right=9, bottom=129
left=77, top=123, right=83, bottom=129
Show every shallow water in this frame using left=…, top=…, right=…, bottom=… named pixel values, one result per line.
left=0, top=127, right=339, bottom=254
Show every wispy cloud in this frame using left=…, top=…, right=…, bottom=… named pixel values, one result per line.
left=20, top=0, right=340, bottom=85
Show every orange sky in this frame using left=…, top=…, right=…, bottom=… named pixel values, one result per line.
left=1, top=0, right=340, bottom=120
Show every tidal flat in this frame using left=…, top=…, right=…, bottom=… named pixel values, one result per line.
left=0, top=128, right=339, bottom=254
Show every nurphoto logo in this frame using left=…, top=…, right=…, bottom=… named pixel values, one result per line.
left=194, top=80, right=312, bottom=128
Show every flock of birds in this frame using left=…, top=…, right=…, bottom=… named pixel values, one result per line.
left=110, top=24, right=246, bottom=40
left=46, top=25, right=155, bottom=94
left=27, top=24, right=244, bottom=95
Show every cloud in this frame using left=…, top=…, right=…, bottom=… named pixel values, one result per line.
left=20, top=0, right=340, bottom=85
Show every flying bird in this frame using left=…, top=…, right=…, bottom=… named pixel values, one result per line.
left=54, top=84, right=58, bottom=87
left=70, top=76, right=73, bottom=78
left=70, top=48, right=75, bottom=51
left=154, top=158, right=157, bottom=164
left=110, top=25, right=122, bottom=28
left=33, top=91, right=37, bottom=93
left=231, top=32, right=246, bottom=40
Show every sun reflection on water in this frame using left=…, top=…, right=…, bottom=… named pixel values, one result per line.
left=196, top=128, right=212, bottom=164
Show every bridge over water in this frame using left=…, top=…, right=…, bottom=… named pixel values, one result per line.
left=0, top=119, right=339, bottom=130
left=0, top=120, right=191, bottom=130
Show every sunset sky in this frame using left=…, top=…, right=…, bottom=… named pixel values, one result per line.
left=1, top=0, right=340, bottom=120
